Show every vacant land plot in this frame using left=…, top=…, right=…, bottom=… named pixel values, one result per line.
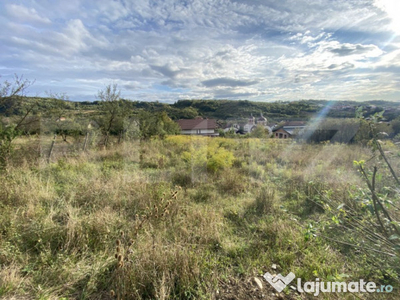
left=1, top=136, right=399, bottom=299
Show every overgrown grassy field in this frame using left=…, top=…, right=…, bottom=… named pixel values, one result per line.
left=1, top=136, right=399, bottom=299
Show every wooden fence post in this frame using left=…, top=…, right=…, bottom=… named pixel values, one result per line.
left=48, top=134, right=57, bottom=163
left=83, top=132, right=89, bottom=152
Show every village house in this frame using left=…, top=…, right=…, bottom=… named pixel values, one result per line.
left=223, top=123, right=240, bottom=133
left=224, top=113, right=271, bottom=134
left=273, top=121, right=306, bottom=139
left=177, top=118, right=219, bottom=136
left=273, top=127, right=291, bottom=139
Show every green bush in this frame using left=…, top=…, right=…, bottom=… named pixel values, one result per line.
left=206, top=148, right=235, bottom=173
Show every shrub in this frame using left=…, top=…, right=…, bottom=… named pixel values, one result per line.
left=206, top=148, right=234, bottom=173
left=253, top=186, right=276, bottom=215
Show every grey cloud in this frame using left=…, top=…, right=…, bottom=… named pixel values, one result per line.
left=150, top=65, right=180, bottom=79
left=150, top=64, right=197, bottom=86
left=328, top=62, right=355, bottom=70
left=199, top=88, right=260, bottom=99
left=122, top=82, right=142, bottom=91
left=161, top=79, right=193, bottom=89
left=202, top=78, right=260, bottom=88
left=330, top=44, right=377, bottom=56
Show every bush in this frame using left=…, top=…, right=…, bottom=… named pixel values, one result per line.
left=206, top=148, right=234, bottom=173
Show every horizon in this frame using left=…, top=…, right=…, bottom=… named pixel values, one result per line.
left=11, top=95, right=400, bottom=105
left=1, top=1, right=400, bottom=102
left=23, top=96, right=399, bottom=105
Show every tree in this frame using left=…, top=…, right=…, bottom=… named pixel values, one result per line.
left=391, top=118, right=400, bottom=136
left=0, top=75, right=36, bottom=170
left=0, top=74, right=34, bottom=116
left=45, top=92, right=82, bottom=142
left=96, top=84, right=128, bottom=147
left=138, top=111, right=180, bottom=140
left=349, top=110, right=400, bottom=260
left=250, top=125, right=270, bottom=138
left=180, top=107, right=199, bottom=119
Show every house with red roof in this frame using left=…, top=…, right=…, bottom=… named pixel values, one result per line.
left=177, top=118, right=219, bottom=136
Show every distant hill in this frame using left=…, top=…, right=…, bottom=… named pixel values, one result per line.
left=1, top=97, right=400, bottom=123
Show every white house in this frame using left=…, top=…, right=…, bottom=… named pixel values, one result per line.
left=177, top=118, right=219, bottom=136
left=223, top=123, right=240, bottom=133
left=242, top=113, right=270, bottom=134
left=223, top=114, right=270, bottom=134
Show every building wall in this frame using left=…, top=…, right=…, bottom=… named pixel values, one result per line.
left=274, top=128, right=290, bottom=139
left=181, top=129, right=197, bottom=134
left=181, top=129, right=215, bottom=135
left=243, top=124, right=255, bottom=133
left=200, top=129, right=214, bottom=134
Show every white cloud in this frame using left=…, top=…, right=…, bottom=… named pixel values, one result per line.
left=373, top=0, right=400, bottom=33
left=0, top=0, right=399, bottom=101
left=6, top=4, right=51, bottom=25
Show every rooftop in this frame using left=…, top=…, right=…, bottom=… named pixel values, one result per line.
left=283, top=121, right=307, bottom=127
left=177, top=118, right=217, bottom=130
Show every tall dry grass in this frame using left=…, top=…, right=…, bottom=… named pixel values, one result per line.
left=0, top=135, right=399, bottom=299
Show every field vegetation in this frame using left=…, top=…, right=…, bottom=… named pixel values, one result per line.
left=1, top=78, right=399, bottom=299
left=1, top=134, right=399, bottom=299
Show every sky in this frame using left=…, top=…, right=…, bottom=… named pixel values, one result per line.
left=1, top=0, right=400, bottom=103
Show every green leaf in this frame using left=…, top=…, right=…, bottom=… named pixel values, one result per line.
left=332, top=216, right=339, bottom=224
left=355, top=106, right=364, bottom=118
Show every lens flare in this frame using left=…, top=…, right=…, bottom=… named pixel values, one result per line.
left=374, top=0, right=400, bottom=34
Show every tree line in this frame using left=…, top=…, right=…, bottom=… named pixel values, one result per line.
left=0, top=76, right=180, bottom=169
left=2, top=75, right=400, bottom=169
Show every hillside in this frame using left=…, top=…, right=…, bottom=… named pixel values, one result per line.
left=2, top=97, right=400, bottom=123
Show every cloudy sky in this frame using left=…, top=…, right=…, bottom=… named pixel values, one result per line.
left=1, top=0, right=400, bottom=102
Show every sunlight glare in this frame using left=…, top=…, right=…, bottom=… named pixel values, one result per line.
left=374, top=0, right=400, bottom=34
